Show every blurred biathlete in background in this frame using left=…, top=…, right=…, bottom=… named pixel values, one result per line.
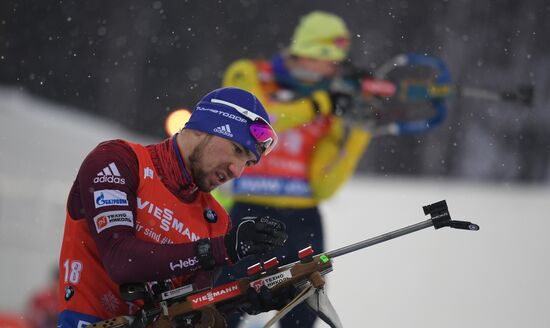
left=57, top=87, right=289, bottom=327
left=25, top=267, right=59, bottom=328
left=217, top=11, right=372, bottom=328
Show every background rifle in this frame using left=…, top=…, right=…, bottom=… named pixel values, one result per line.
left=339, top=53, right=534, bottom=136
left=89, top=200, right=479, bottom=328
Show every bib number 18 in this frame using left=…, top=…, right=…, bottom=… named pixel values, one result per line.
left=63, top=259, right=83, bottom=284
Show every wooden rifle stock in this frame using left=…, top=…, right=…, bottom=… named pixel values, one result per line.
left=89, top=253, right=333, bottom=328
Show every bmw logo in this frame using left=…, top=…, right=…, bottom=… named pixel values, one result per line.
left=203, top=208, right=217, bottom=223
left=65, top=285, right=74, bottom=301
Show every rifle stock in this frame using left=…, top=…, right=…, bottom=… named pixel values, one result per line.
left=167, top=253, right=333, bottom=321
left=88, top=254, right=332, bottom=327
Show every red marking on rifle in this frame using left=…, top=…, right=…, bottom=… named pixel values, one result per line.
left=247, top=262, right=263, bottom=276
left=189, top=282, right=240, bottom=309
left=298, top=246, right=314, bottom=260
left=263, top=257, right=279, bottom=270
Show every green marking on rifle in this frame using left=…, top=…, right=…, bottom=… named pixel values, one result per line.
left=320, top=255, right=330, bottom=263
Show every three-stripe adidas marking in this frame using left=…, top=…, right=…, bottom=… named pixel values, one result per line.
left=214, top=124, right=233, bottom=137
left=93, top=162, right=126, bottom=184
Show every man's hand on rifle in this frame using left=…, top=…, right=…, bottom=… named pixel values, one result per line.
left=225, top=216, right=288, bottom=262
left=328, top=91, right=355, bottom=117
left=310, top=89, right=355, bottom=118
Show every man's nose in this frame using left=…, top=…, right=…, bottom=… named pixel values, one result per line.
left=228, top=162, right=245, bottom=179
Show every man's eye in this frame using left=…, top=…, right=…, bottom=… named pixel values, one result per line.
left=246, top=160, right=255, bottom=167
left=234, top=145, right=243, bottom=154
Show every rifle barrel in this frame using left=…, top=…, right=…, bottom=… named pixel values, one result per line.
left=326, top=219, right=434, bottom=259
left=279, top=218, right=435, bottom=271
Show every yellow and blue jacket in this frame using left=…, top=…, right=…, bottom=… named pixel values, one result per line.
left=221, top=55, right=372, bottom=208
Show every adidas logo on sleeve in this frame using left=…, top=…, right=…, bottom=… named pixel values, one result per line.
left=93, top=162, right=126, bottom=185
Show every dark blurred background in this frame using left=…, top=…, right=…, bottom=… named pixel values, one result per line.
left=1, top=0, right=549, bottom=183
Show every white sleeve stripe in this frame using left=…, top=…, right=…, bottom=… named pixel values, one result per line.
left=109, top=162, right=121, bottom=176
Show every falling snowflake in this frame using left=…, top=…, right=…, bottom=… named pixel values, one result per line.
left=101, top=291, right=121, bottom=314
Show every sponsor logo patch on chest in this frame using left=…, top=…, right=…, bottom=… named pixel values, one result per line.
left=136, top=197, right=202, bottom=242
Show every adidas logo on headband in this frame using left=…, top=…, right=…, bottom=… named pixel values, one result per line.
left=213, top=124, right=233, bottom=137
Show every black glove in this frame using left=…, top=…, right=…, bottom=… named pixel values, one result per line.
left=241, top=285, right=296, bottom=315
left=224, top=216, right=287, bottom=262
left=329, top=91, right=355, bottom=116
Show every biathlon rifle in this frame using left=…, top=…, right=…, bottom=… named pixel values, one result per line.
left=89, top=200, right=479, bottom=328
left=340, top=53, right=534, bottom=136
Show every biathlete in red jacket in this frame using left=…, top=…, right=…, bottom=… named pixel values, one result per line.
left=57, top=87, right=287, bottom=327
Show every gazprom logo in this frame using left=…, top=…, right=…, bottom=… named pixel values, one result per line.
left=94, top=189, right=129, bottom=208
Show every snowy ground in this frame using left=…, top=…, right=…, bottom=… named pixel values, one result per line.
left=322, top=177, right=550, bottom=328
left=1, top=89, right=549, bottom=327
